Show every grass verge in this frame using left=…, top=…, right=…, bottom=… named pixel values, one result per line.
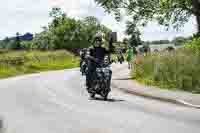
left=0, top=50, right=79, bottom=79
left=131, top=48, right=200, bottom=94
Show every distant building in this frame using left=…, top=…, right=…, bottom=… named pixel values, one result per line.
left=9, top=33, right=33, bottom=41
left=19, top=33, right=33, bottom=41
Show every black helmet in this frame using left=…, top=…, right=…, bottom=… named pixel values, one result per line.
left=94, top=33, right=102, bottom=41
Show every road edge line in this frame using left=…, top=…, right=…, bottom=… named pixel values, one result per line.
left=112, top=83, right=200, bottom=109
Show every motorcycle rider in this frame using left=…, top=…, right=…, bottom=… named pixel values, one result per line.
left=85, top=32, right=112, bottom=92
left=117, top=50, right=124, bottom=64
left=80, top=48, right=87, bottom=74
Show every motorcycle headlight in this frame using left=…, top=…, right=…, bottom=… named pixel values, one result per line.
left=86, top=51, right=90, bottom=55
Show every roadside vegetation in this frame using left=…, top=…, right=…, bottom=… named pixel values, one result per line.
left=94, top=0, right=200, bottom=94
left=0, top=50, right=79, bottom=79
left=0, top=8, right=111, bottom=53
left=131, top=38, right=200, bottom=93
left=0, top=7, right=113, bottom=79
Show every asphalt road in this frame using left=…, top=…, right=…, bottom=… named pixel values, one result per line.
left=0, top=65, right=200, bottom=133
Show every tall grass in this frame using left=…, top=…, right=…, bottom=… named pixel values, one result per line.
left=132, top=48, right=200, bottom=93
left=0, top=50, right=79, bottom=79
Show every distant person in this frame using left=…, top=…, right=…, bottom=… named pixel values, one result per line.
left=126, top=46, right=133, bottom=69
left=143, top=45, right=150, bottom=56
left=166, top=46, right=175, bottom=52
left=117, top=50, right=124, bottom=64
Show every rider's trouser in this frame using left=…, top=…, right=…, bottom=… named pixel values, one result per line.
left=85, top=59, right=112, bottom=90
left=86, top=62, right=96, bottom=89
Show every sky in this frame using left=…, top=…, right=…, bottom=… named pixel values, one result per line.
left=0, top=0, right=197, bottom=41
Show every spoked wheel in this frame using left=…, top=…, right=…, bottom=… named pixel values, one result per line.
left=101, top=90, right=109, bottom=101
left=89, top=93, right=95, bottom=99
left=103, top=94, right=108, bottom=100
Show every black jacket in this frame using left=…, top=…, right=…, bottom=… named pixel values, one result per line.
left=89, top=47, right=110, bottom=63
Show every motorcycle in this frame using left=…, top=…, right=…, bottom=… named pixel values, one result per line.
left=87, top=56, right=112, bottom=100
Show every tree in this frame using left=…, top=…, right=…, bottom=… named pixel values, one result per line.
left=160, top=40, right=170, bottom=44
left=11, top=32, right=21, bottom=50
left=172, top=36, right=187, bottom=45
left=84, top=16, right=100, bottom=26
left=49, top=7, right=63, bottom=19
left=95, top=0, right=200, bottom=36
left=123, top=38, right=128, bottom=45
left=33, top=31, right=54, bottom=50
left=150, top=40, right=171, bottom=44
left=129, top=34, right=142, bottom=47
left=0, top=37, right=10, bottom=49
left=20, top=41, right=34, bottom=50
left=27, top=8, right=113, bottom=52
left=125, top=21, right=142, bottom=47
left=49, top=7, right=65, bottom=28
left=125, top=21, right=138, bottom=36
left=83, top=16, right=101, bottom=43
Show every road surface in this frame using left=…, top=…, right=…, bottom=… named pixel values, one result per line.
left=0, top=65, right=200, bottom=133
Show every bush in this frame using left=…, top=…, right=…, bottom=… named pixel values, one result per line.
left=185, top=37, right=200, bottom=53
left=132, top=48, right=200, bottom=93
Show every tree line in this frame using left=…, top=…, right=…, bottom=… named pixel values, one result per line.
left=143, top=36, right=193, bottom=45
left=0, top=8, right=111, bottom=53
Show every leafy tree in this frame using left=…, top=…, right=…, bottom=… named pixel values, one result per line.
left=49, top=9, right=111, bottom=50
left=84, top=16, right=100, bottom=26
left=172, top=36, right=187, bottom=45
left=20, top=41, right=34, bottom=50
left=49, top=7, right=65, bottom=28
left=11, top=32, right=21, bottom=50
left=0, top=41, right=3, bottom=49
left=17, top=8, right=112, bottom=52
left=123, top=38, right=128, bottom=44
left=0, top=37, right=9, bottom=49
left=32, top=31, right=54, bottom=50
left=150, top=40, right=171, bottom=44
left=125, top=21, right=142, bottom=47
left=83, top=16, right=101, bottom=43
left=94, top=0, right=200, bottom=35
left=49, top=7, right=63, bottom=19
left=129, top=34, right=142, bottom=47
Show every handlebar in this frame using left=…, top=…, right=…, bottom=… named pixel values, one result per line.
left=85, top=56, right=112, bottom=67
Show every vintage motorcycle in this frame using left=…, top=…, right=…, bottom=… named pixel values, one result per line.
left=87, top=56, right=112, bottom=100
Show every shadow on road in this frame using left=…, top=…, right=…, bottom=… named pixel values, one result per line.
left=90, top=97, right=125, bottom=102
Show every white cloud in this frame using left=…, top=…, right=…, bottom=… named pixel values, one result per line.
left=0, top=0, right=51, bottom=38
left=0, top=0, right=197, bottom=41
left=141, top=18, right=197, bottom=41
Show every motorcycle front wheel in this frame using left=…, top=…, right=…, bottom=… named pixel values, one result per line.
left=89, top=93, right=95, bottom=98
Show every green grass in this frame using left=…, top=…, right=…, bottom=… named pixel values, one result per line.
left=131, top=48, right=200, bottom=94
left=0, top=50, right=79, bottom=79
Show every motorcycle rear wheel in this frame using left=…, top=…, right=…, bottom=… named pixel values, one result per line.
left=103, top=94, right=108, bottom=100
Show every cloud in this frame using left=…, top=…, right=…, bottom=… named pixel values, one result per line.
left=141, top=18, right=197, bottom=41
left=0, top=0, right=197, bottom=41
left=0, top=0, right=51, bottom=38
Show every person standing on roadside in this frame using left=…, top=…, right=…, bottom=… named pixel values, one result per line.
left=126, top=46, right=133, bottom=69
